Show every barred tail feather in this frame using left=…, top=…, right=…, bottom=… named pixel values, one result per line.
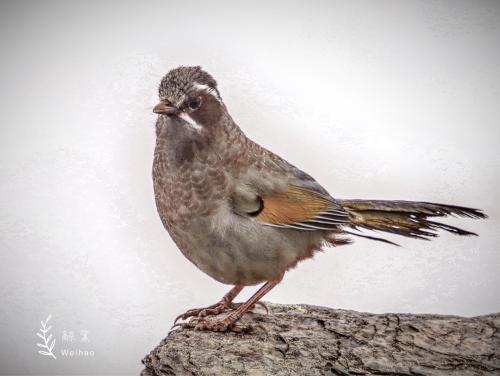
left=338, top=199, right=487, bottom=243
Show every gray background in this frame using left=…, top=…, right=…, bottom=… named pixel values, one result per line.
left=1, top=0, right=499, bottom=374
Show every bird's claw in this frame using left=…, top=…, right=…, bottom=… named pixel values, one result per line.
left=173, top=302, right=231, bottom=325
left=172, top=300, right=268, bottom=332
left=174, top=309, right=200, bottom=325
left=170, top=321, right=184, bottom=331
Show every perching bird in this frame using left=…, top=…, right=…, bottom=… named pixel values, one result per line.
left=152, top=66, right=486, bottom=332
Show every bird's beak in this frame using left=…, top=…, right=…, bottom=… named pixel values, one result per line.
left=153, top=101, right=179, bottom=115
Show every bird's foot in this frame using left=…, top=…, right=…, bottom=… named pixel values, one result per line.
left=173, top=301, right=268, bottom=326
left=172, top=316, right=252, bottom=333
left=173, top=301, right=231, bottom=325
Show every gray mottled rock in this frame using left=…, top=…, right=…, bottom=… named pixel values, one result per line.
left=142, top=303, right=500, bottom=375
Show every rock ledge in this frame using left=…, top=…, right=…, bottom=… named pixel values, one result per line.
left=142, top=302, right=500, bottom=375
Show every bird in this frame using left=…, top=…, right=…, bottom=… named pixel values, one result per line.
left=151, top=65, right=487, bottom=332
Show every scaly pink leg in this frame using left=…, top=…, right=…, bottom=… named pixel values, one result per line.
left=173, top=285, right=244, bottom=325
left=177, top=275, right=283, bottom=332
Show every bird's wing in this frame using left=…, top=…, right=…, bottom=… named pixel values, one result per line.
left=232, top=182, right=350, bottom=231
left=230, top=142, right=350, bottom=230
left=256, top=184, right=349, bottom=230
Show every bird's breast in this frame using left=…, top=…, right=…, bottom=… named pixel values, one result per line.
left=152, top=139, right=230, bottom=228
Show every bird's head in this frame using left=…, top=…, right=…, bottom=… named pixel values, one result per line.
left=154, top=66, right=226, bottom=131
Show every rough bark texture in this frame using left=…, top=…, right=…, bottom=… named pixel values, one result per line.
left=142, top=303, right=500, bottom=376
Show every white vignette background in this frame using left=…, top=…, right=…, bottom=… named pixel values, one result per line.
left=1, top=1, right=499, bottom=375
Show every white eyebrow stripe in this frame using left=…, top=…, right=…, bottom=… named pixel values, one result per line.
left=193, top=83, right=222, bottom=102
left=193, top=83, right=211, bottom=91
left=178, top=112, right=202, bottom=131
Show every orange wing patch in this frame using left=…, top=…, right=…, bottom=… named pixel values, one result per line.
left=255, top=185, right=348, bottom=228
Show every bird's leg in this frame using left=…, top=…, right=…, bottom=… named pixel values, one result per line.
left=178, top=275, right=283, bottom=332
left=174, top=285, right=244, bottom=324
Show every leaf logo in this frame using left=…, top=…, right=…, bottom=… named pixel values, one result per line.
left=36, top=315, right=57, bottom=359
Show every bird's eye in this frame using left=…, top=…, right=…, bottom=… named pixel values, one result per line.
left=188, top=97, right=202, bottom=110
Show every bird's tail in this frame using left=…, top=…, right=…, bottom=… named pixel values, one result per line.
left=338, top=199, right=487, bottom=245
